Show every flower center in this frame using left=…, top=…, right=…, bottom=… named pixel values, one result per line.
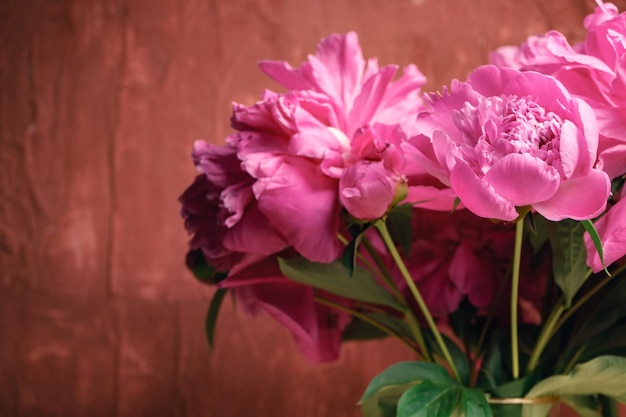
left=454, top=95, right=563, bottom=176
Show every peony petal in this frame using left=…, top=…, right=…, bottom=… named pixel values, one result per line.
left=415, top=80, right=481, bottom=142
left=533, top=168, right=610, bottom=221
left=598, top=143, right=626, bottom=179
left=504, top=71, right=572, bottom=114
left=406, top=185, right=462, bottom=211
left=254, top=158, right=342, bottom=262
left=307, top=31, right=365, bottom=111
left=558, top=120, right=581, bottom=179
left=223, top=205, right=290, bottom=255
left=484, top=154, right=560, bottom=207
left=466, top=65, right=520, bottom=97
left=258, top=60, right=311, bottom=91
left=347, top=65, right=397, bottom=134
left=450, top=161, right=519, bottom=221
left=448, top=243, right=494, bottom=309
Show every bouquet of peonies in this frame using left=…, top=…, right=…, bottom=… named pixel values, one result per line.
left=180, top=1, right=626, bottom=416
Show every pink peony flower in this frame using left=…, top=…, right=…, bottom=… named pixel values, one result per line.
left=490, top=1, right=626, bottom=179
left=180, top=32, right=429, bottom=362
left=585, top=195, right=626, bottom=273
left=407, top=65, right=611, bottom=222
left=220, top=31, right=429, bottom=263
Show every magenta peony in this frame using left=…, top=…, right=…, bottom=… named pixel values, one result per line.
left=180, top=32, right=428, bottom=361
left=407, top=65, right=610, bottom=222
left=490, top=1, right=626, bottom=180
left=223, top=31, right=428, bottom=262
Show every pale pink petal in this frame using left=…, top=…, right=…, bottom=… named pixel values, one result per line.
left=258, top=60, right=311, bottom=90
left=504, top=71, right=571, bottom=114
left=406, top=185, right=461, bottom=211
left=465, top=65, right=519, bottom=97
left=558, top=120, right=581, bottom=179
left=450, top=161, right=519, bottom=221
left=571, top=99, right=600, bottom=171
left=415, top=81, right=481, bottom=141
left=307, top=31, right=365, bottom=111
left=484, top=153, right=560, bottom=206
left=598, top=143, right=626, bottom=178
left=374, top=64, right=427, bottom=127
left=347, top=65, right=397, bottom=133
left=289, top=105, right=346, bottom=159
left=533, top=169, right=610, bottom=221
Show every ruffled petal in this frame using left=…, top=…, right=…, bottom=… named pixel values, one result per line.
left=450, top=161, right=519, bottom=221
left=484, top=154, right=560, bottom=206
left=254, top=158, right=342, bottom=262
left=533, top=169, right=610, bottom=221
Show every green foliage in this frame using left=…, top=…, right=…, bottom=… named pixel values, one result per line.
left=547, top=220, right=590, bottom=307
left=341, top=223, right=373, bottom=276
left=386, top=203, right=414, bottom=258
left=342, top=312, right=412, bottom=341
left=397, top=381, right=463, bottom=417
left=361, top=362, right=493, bottom=417
left=524, top=356, right=626, bottom=417
left=361, top=362, right=454, bottom=404
left=187, top=249, right=227, bottom=284
left=206, top=288, right=228, bottom=349
left=278, top=257, right=405, bottom=312
left=581, top=219, right=609, bottom=275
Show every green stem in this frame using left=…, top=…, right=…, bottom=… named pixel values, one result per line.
left=362, top=237, right=406, bottom=302
left=361, top=237, right=432, bottom=361
left=526, top=302, right=565, bottom=372
left=510, top=218, right=525, bottom=380
left=375, top=220, right=461, bottom=382
left=314, top=296, right=422, bottom=358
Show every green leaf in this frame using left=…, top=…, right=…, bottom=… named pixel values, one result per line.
left=397, top=380, right=462, bottom=417
left=581, top=219, right=610, bottom=276
left=206, top=288, right=228, bottom=349
left=476, top=336, right=503, bottom=392
left=361, top=361, right=453, bottom=403
left=461, top=388, right=493, bottom=417
left=341, top=223, right=372, bottom=276
left=387, top=204, right=414, bottom=257
left=342, top=312, right=412, bottom=342
left=279, top=257, right=405, bottom=312
left=186, top=249, right=227, bottom=284
left=565, top=278, right=626, bottom=360
left=361, top=384, right=413, bottom=417
left=547, top=220, right=590, bottom=307
left=525, top=356, right=626, bottom=403
left=493, top=376, right=533, bottom=399
left=424, top=330, right=470, bottom=386
left=527, top=214, right=548, bottom=255
left=451, top=197, right=462, bottom=214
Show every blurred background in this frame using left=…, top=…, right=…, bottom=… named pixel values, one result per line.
left=2, top=0, right=625, bottom=416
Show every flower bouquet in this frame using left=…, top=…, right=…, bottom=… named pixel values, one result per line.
left=180, top=2, right=626, bottom=416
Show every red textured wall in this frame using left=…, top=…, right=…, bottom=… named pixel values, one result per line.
left=2, top=1, right=624, bottom=416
